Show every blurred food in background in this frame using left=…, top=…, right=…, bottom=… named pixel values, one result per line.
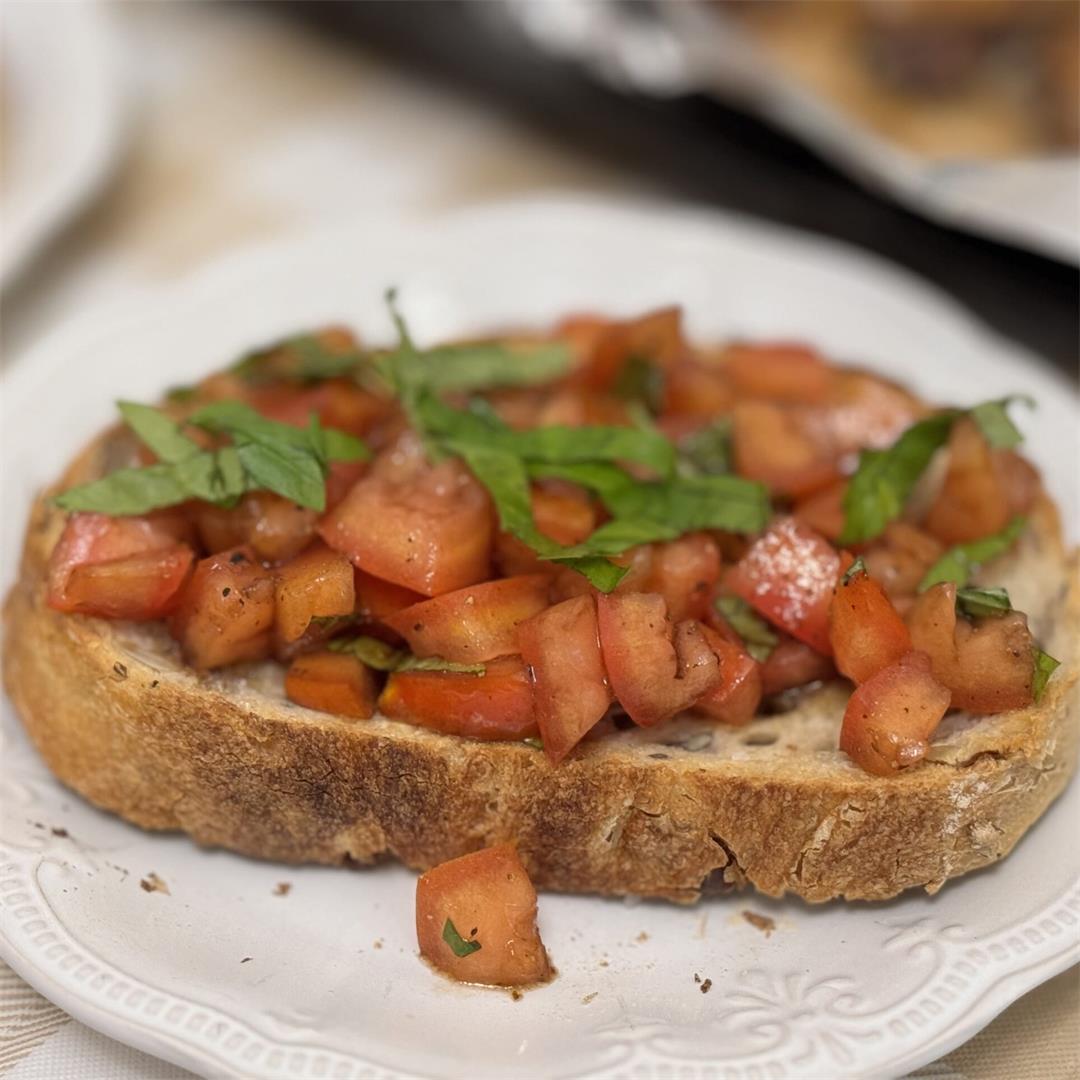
left=720, top=0, right=1079, bottom=160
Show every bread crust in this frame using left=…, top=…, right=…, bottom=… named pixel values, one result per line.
left=4, top=438, right=1078, bottom=903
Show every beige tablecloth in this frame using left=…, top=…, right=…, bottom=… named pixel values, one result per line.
left=0, top=5, right=1076, bottom=1078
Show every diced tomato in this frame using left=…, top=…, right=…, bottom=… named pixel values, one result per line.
left=169, top=547, right=275, bottom=669
left=923, top=418, right=1010, bottom=545
left=284, top=651, right=377, bottom=719
left=195, top=492, right=319, bottom=564
left=644, top=533, right=722, bottom=622
left=274, top=542, right=355, bottom=645
left=576, top=307, right=684, bottom=392
left=325, top=459, right=368, bottom=511
left=664, top=362, right=735, bottom=418
left=64, top=548, right=195, bottom=621
left=249, top=378, right=389, bottom=437
left=732, top=402, right=839, bottom=498
left=863, top=523, right=945, bottom=601
left=379, top=657, right=538, bottom=741
left=727, top=517, right=841, bottom=655
left=494, top=486, right=597, bottom=577
left=793, top=480, right=847, bottom=542
left=906, top=583, right=1036, bottom=713
left=385, top=575, right=551, bottom=663
left=416, top=845, right=550, bottom=987
left=47, top=512, right=194, bottom=619
left=596, top=592, right=720, bottom=727
left=839, top=651, right=951, bottom=776
left=722, top=342, right=832, bottom=403
left=995, top=450, right=1040, bottom=516
left=693, top=626, right=762, bottom=725
left=353, top=569, right=425, bottom=624
left=759, top=637, right=836, bottom=696
left=828, top=567, right=912, bottom=684
left=517, top=594, right=611, bottom=763
left=319, top=437, right=494, bottom=596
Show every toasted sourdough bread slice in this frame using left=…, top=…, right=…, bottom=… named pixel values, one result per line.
left=4, top=433, right=1078, bottom=903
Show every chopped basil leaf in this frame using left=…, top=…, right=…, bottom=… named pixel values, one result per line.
left=522, top=737, right=544, bottom=750
left=308, top=613, right=365, bottom=633
left=1032, top=648, right=1060, bottom=703
left=231, top=334, right=364, bottom=384
left=955, top=586, right=1012, bottom=619
left=614, top=355, right=665, bottom=414
left=714, top=595, right=778, bottom=662
left=919, top=517, right=1027, bottom=590
left=840, top=412, right=956, bottom=544
left=165, top=384, right=198, bottom=403
left=117, top=401, right=202, bottom=465
left=328, top=636, right=484, bottom=675
left=970, top=396, right=1033, bottom=450
left=55, top=401, right=369, bottom=515
left=677, top=418, right=732, bottom=477
left=842, top=556, right=867, bottom=585
left=442, top=918, right=481, bottom=957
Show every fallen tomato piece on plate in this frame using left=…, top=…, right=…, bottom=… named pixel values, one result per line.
left=416, top=845, right=551, bottom=988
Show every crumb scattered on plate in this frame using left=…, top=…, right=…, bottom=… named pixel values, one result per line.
left=273, top=882, right=292, bottom=897
left=700, top=977, right=712, bottom=994
left=582, top=992, right=598, bottom=1005
left=742, top=910, right=777, bottom=937
left=240, top=956, right=252, bottom=964
left=139, top=872, right=169, bottom=895
left=50, top=826, right=68, bottom=837
left=635, top=931, right=649, bottom=943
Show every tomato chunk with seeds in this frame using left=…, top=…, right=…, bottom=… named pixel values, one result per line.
left=169, top=547, right=275, bottom=669
left=727, top=517, right=841, bottom=656
left=195, top=492, right=319, bottom=564
left=839, top=651, right=951, bottom=776
left=416, top=845, right=550, bottom=987
left=693, top=626, right=762, bottom=726
left=828, top=567, right=912, bottom=684
left=923, top=418, right=1010, bottom=545
left=644, top=533, right=721, bottom=622
left=379, top=658, right=538, bottom=741
left=385, top=575, right=550, bottom=663
left=285, top=651, right=377, bottom=719
left=732, top=402, right=839, bottom=498
left=517, top=594, right=611, bottom=763
left=722, top=341, right=832, bottom=403
left=906, top=583, right=1036, bottom=713
left=319, top=439, right=493, bottom=596
left=48, top=512, right=194, bottom=619
left=274, top=542, right=355, bottom=645
left=596, top=592, right=720, bottom=727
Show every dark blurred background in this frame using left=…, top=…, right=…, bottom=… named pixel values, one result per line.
left=288, top=0, right=1078, bottom=375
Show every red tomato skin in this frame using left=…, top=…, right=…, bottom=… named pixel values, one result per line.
left=760, top=638, right=836, bottom=696
left=828, top=569, right=912, bottom=684
left=415, top=845, right=550, bottom=987
left=727, top=517, right=841, bottom=656
left=793, top=480, right=847, bottom=542
left=693, top=626, right=762, bottom=726
left=353, top=570, right=425, bottom=624
left=722, top=341, right=832, bottom=403
left=169, top=547, right=275, bottom=669
left=194, top=492, right=319, bottom=564
left=379, top=658, right=538, bottom=741
left=47, top=512, right=193, bottom=618
left=384, top=575, right=551, bottom=663
left=274, top=542, right=355, bottom=645
left=318, top=442, right=493, bottom=597
left=596, top=592, right=720, bottom=727
left=839, top=651, right=951, bottom=776
left=644, top=533, right=722, bottom=622
left=517, top=594, right=611, bottom=764
left=576, top=307, right=684, bottom=392
left=285, top=651, right=377, bottom=719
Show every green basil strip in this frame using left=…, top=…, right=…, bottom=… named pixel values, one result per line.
left=328, top=635, right=484, bottom=675
left=442, top=918, right=481, bottom=957
left=955, top=585, right=1012, bottom=619
left=1032, top=648, right=1061, bottom=703
left=713, top=595, right=778, bottom=662
left=970, top=396, right=1033, bottom=451
left=919, top=517, right=1027, bottom=591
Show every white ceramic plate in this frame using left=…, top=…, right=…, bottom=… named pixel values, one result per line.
left=0, top=1, right=127, bottom=290
left=1, top=198, right=1077, bottom=1080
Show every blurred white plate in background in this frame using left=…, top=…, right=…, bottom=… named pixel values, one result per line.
left=1, top=1, right=127, bottom=290
left=1, top=197, right=1077, bottom=1080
